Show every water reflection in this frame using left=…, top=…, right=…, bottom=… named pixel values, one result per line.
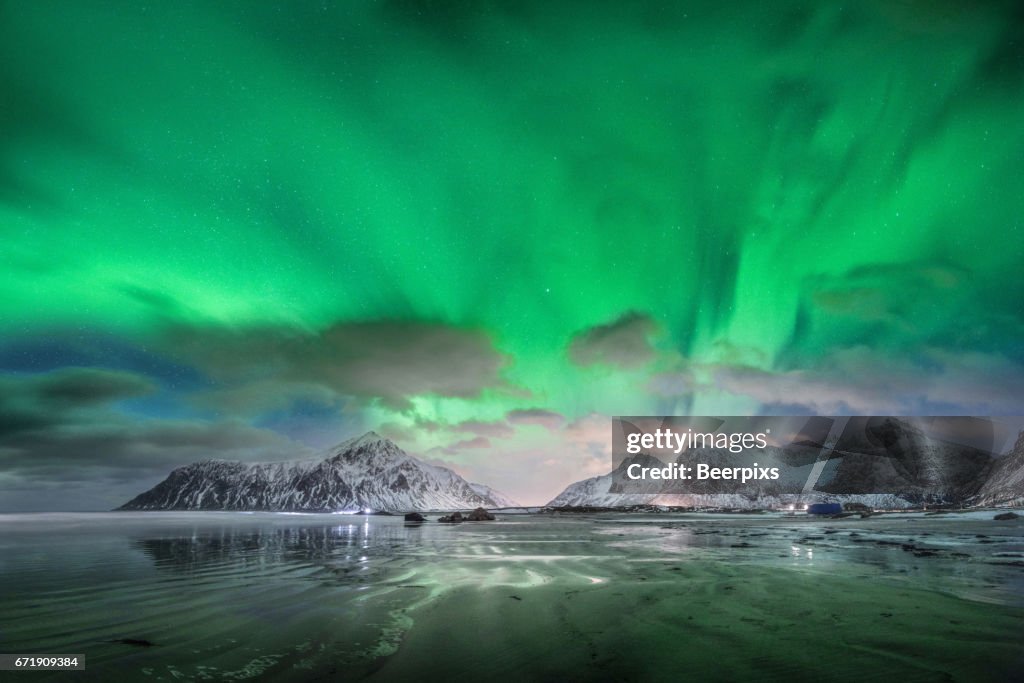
left=130, top=520, right=439, bottom=595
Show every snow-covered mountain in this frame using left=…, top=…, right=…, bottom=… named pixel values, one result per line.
left=547, top=418, right=1001, bottom=509
left=549, top=446, right=826, bottom=508
left=546, top=468, right=799, bottom=508
left=814, top=417, right=992, bottom=501
left=468, top=483, right=521, bottom=508
left=119, top=432, right=507, bottom=512
left=547, top=471, right=631, bottom=507
left=973, top=431, right=1024, bottom=507
left=546, top=470, right=912, bottom=510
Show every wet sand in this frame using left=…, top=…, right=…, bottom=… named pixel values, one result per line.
left=2, top=511, right=1022, bottom=682
left=360, top=514, right=1024, bottom=682
left=367, top=558, right=1023, bottom=682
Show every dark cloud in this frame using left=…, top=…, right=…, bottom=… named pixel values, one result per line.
left=32, top=367, right=155, bottom=406
left=568, top=312, right=658, bottom=369
left=706, top=346, right=1024, bottom=415
left=1, top=418, right=301, bottom=476
left=0, top=368, right=313, bottom=511
left=0, top=331, right=207, bottom=389
left=0, top=368, right=155, bottom=436
left=166, top=321, right=514, bottom=409
left=192, top=381, right=342, bottom=417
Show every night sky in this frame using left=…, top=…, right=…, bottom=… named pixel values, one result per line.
left=2, top=1, right=1023, bottom=509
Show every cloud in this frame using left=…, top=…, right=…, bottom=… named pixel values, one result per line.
left=707, top=346, right=1024, bottom=415
left=432, top=435, right=492, bottom=456
left=506, top=408, right=565, bottom=431
left=561, top=413, right=617, bottom=478
left=2, top=418, right=303, bottom=479
left=647, top=370, right=695, bottom=398
left=448, top=436, right=492, bottom=450
left=451, top=420, right=515, bottom=439
left=0, top=367, right=155, bottom=435
left=629, top=259, right=1024, bottom=416
left=0, top=368, right=314, bottom=510
left=166, top=320, right=515, bottom=409
left=191, top=380, right=343, bottom=416
left=376, top=421, right=417, bottom=444
left=568, top=312, right=659, bottom=369
left=18, top=366, right=153, bottom=405
left=809, top=261, right=967, bottom=325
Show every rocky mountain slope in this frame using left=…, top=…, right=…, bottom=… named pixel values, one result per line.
left=972, top=431, right=1024, bottom=507
left=468, top=483, right=521, bottom=508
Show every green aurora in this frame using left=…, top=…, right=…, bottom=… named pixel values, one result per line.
left=1, top=1, right=1023, bottom=507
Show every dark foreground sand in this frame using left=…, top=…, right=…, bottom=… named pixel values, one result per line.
left=362, top=559, right=1023, bottom=682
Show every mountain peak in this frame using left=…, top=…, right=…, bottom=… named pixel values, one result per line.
left=325, top=430, right=403, bottom=463
left=337, top=430, right=391, bottom=449
left=353, top=430, right=386, bottom=444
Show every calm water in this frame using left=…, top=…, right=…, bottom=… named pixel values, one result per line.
left=1, top=511, right=1023, bottom=681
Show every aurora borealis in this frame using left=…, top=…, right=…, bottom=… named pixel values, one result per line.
left=2, top=1, right=1023, bottom=509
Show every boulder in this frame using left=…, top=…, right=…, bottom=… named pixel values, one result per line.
left=466, top=507, right=495, bottom=521
left=438, top=511, right=464, bottom=523
left=404, top=512, right=426, bottom=522
left=994, top=512, right=1021, bottom=521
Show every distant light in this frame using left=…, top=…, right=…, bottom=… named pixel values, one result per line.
left=787, top=504, right=795, bottom=511
left=363, top=508, right=372, bottom=514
